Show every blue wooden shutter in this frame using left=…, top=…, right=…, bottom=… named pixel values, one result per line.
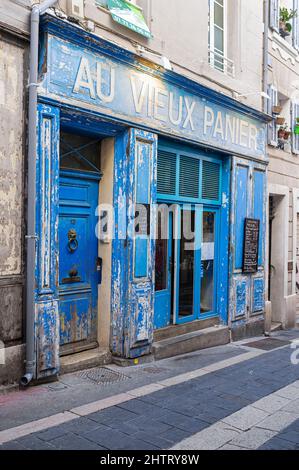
left=202, top=160, right=221, bottom=202
left=179, top=155, right=200, bottom=198
left=267, top=85, right=278, bottom=146
left=291, top=101, right=299, bottom=154
left=157, top=149, right=177, bottom=195
left=293, top=0, right=299, bottom=49
left=270, top=0, right=279, bottom=31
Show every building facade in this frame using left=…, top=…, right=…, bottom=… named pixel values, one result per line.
left=266, top=0, right=299, bottom=332
left=0, top=0, right=276, bottom=385
left=0, top=0, right=30, bottom=385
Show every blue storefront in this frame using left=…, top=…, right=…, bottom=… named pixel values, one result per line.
left=33, top=14, right=269, bottom=379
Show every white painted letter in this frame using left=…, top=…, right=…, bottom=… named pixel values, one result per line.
left=96, top=63, right=115, bottom=103
left=249, top=125, right=258, bottom=151
left=240, top=120, right=249, bottom=147
left=154, top=88, right=168, bottom=122
left=225, top=114, right=236, bottom=143
left=213, top=111, right=224, bottom=139
left=73, top=57, right=96, bottom=99
left=183, top=97, right=196, bottom=130
left=130, top=75, right=148, bottom=114
left=204, top=106, right=214, bottom=134
left=169, top=93, right=183, bottom=126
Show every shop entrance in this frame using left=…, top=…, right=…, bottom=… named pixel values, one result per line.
left=154, top=205, right=218, bottom=329
left=58, top=132, right=102, bottom=355
left=153, top=144, right=223, bottom=330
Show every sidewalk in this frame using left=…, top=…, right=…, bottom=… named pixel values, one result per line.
left=1, top=329, right=299, bottom=450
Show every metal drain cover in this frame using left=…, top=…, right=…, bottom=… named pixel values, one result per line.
left=78, top=367, right=130, bottom=385
left=244, top=338, right=290, bottom=351
left=142, top=366, right=168, bottom=374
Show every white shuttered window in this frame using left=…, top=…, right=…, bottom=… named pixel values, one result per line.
left=270, top=0, right=279, bottom=32
left=291, top=101, right=299, bottom=154
left=209, top=0, right=226, bottom=72
left=293, top=0, right=299, bottom=49
left=268, top=85, right=278, bottom=146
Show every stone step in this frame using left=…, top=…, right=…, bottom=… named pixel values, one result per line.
left=152, top=326, right=230, bottom=361
left=154, top=317, right=220, bottom=342
left=60, top=347, right=111, bottom=375
left=271, top=322, right=283, bottom=332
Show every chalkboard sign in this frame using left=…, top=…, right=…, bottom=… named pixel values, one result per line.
left=242, top=218, right=260, bottom=274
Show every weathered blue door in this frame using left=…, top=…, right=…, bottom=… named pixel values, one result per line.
left=58, top=170, right=100, bottom=354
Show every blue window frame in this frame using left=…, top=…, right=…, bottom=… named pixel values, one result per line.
left=157, top=143, right=223, bottom=206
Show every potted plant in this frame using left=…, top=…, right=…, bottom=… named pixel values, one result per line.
left=276, top=116, right=285, bottom=125
left=278, top=126, right=286, bottom=139
left=272, top=105, right=283, bottom=115
left=294, top=118, right=299, bottom=135
left=284, top=127, right=291, bottom=140
left=279, top=7, right=297, bottom=38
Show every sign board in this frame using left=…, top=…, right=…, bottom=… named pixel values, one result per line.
left=42, top=35, right=267, bottom=160
left=242, top=218, right=260, bottom=274
left=108, top=0, right=152, bottom=38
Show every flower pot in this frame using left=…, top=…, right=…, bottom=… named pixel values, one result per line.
left=294, top=125, right=299, bottom=135
left=278, top=129, right=286, bottom=139
left=272, top=105, right=283, bottom=115
left=279, top=21, right=291, bottom=37
left=276, top=116, right=285, bottom=125
left=284, top=131, right=291, bottom=139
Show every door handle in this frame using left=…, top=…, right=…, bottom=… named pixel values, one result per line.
left=97, top=257, right=103, bottom=285
left=67, top=229, right=78, bottom=253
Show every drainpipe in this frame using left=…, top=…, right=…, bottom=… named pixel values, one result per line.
left=263, top=0, right=269, bottom=113
left=21, top=0, right=58, bottom=387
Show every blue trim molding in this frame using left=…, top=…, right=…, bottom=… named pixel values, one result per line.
left=35, top=103, right=60, bottom=379
left=111, top=128, right=157, bottom=359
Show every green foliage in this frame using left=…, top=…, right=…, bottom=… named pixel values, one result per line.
left=280, top=7, right=297, bottom=32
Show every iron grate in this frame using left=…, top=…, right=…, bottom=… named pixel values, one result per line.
left=243, top=338, right=290, bottom=351
left=77, top=367, right=130, bottom=385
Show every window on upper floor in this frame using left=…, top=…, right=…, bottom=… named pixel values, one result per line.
left=208, top=0, right=234, bottom=77
left=270, top=0, right=299, bottom=49
left=267, top=84, right=299, bottom=154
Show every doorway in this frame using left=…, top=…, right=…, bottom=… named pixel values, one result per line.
left=154, top=204, right=219, bottom=329
left=59, top=132, right=102, bottom=355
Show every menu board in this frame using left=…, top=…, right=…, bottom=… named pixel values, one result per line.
left=242, top=218, right=260, bottom=274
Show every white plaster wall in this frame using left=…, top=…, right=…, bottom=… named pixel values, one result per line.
left=267, top=1, right=299, bottom=322
left=0, top=39, right=25, bottom=276
left=5, top=1, right=265, bottom=110
left=83, top=0, right=264, bottom=110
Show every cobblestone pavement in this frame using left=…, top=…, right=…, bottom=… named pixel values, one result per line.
left=1, top=330, right=299, bottom=450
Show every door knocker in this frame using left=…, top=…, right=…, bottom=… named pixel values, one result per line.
left=67, top=229, right=78, bottom=253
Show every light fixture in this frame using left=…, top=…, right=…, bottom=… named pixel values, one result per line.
left=233, top=91, right=270, bottom=100
left=136, top=45, right=173, bottom=71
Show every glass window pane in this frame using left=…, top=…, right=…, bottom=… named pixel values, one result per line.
left=179, top=210, right=195, bottom=318
left=214, top=3, right=224, bottom=29
left=155, top=212, right=168, bottom=292
left=201, top=212, right=215, bottom=314
left=214, top=26, right=224, bottom=54
left=60, top=132, right=101, bottom=171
